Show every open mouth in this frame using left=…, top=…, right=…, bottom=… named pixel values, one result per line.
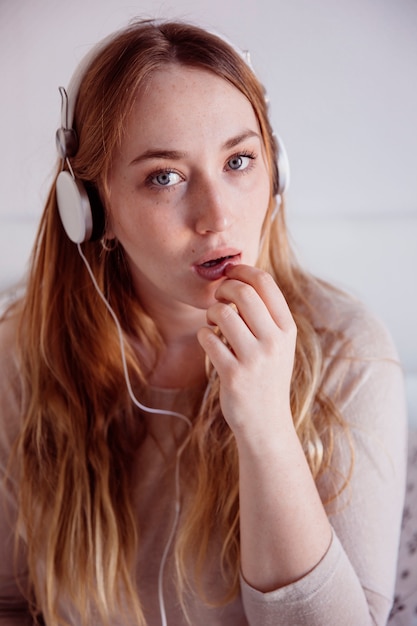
left=194, top=253, right=240, bottom=281
left=200, top=255, right=236, bottom=268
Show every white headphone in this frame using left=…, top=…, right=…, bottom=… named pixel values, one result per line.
left=55, top=21, right=290, bottom=244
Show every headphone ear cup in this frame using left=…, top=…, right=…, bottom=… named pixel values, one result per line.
left=275, top=134, right=290, bottom=196
left=56, top=172, right=105, bottom=243
left=56, top=171, right=93, bottom=243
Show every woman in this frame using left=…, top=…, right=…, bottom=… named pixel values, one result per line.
left=0, top=19, right=407, bottom=626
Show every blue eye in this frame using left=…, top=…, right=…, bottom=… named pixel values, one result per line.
left=227, top=152, right=255, bottom=171
left=149, top=170, right=182, bottom=187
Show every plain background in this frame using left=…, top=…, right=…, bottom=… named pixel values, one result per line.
left=0, top=0, right=416, bottom=406
left=1, top=0, right=416, bottom=219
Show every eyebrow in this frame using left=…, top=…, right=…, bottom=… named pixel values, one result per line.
left=129, top=129, right=261, bottom=166
left=222, top=129, right=260, bottom=150
left=130, top=149, right=187, bottom=166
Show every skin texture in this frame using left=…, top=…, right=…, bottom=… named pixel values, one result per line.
left=107, top=64, right=332, bottom=591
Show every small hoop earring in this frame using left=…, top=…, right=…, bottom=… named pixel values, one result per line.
left=100, top=237, right=118, bottom=252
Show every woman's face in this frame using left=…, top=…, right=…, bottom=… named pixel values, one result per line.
left=107, top=64, right=271, bottom=318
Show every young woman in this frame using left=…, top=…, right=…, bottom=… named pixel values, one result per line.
left=0, top=19, right=407, bottom=626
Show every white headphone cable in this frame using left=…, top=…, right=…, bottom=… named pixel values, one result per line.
left=77, top=243, right=196, bottom=626
left=77, top=243, right=192, bottom=426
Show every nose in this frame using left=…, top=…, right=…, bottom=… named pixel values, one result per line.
left=193, top=176, right=233, bottom=235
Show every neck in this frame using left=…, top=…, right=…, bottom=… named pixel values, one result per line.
left=141, top=300, right=208, bottom=389
left=148, top=337, right=207, bottom=389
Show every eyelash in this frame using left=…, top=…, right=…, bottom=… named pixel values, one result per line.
left=225, top=150, right=257, bottom=173
left=145, top=169, right=183, bottom=192
left=144, top=150, right=258, bottom=191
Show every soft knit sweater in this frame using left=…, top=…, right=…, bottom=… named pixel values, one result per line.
left=0, top=288, right=408, bottom=625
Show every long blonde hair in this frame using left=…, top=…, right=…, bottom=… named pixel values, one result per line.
left=12, top=19, right=351, bottom=625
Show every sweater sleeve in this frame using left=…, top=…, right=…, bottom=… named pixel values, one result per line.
left=240, top=303, right=408, bottom=626
left=0, top=316, right=33, bottom=624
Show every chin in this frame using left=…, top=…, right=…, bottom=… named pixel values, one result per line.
left=189, top=284, right=223, bottom=312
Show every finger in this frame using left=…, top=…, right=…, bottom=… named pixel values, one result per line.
left=197, top=324, right=236, bottom=379
left=221, top=265, right=295, bottom=335
left=205, top=300, right=256, bottom=360
left=214, top=278, right=273, bottom=341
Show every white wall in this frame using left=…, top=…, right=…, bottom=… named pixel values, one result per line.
left=1, top=0, right=416, bottom=219
left=1, top=0, right=416, bottom=386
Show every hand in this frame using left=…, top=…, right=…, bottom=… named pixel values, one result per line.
left=197, top=264, right=297, bottom=443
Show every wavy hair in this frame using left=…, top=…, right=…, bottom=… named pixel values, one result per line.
left=13, top=19, right=352, bottom=625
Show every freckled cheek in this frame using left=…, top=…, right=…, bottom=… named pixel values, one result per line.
left=246, top=183, right=270, bottom=227
left=107, top=190, right=145, bottom=239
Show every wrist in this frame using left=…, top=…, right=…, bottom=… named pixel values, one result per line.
left=233, top=410, right=300, bottom=462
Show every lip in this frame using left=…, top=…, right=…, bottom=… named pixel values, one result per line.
left=193, top=248, right=241, bottom=282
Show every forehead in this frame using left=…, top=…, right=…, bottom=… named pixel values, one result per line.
left=121, top=64, right=261, bottom=149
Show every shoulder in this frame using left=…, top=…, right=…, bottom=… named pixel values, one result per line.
left=303, top=280, right=407, bottom=435
left=0, top=309, right=24, bottom=469
left=0, top=306, right=21, bottom=379
left=305, top=279, right=399, bottom=363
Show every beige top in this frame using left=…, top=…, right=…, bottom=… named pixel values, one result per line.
left=0, top=288, right=408, bottom=625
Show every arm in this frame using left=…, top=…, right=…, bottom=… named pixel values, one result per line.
left=197, top=265, right=407, bottom=625
left=198, top=265, right=332, bottom=588
left=240, top=351, right=407, bottom=626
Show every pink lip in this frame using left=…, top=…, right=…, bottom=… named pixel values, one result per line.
left=193, top=249, right=241, bottom=282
